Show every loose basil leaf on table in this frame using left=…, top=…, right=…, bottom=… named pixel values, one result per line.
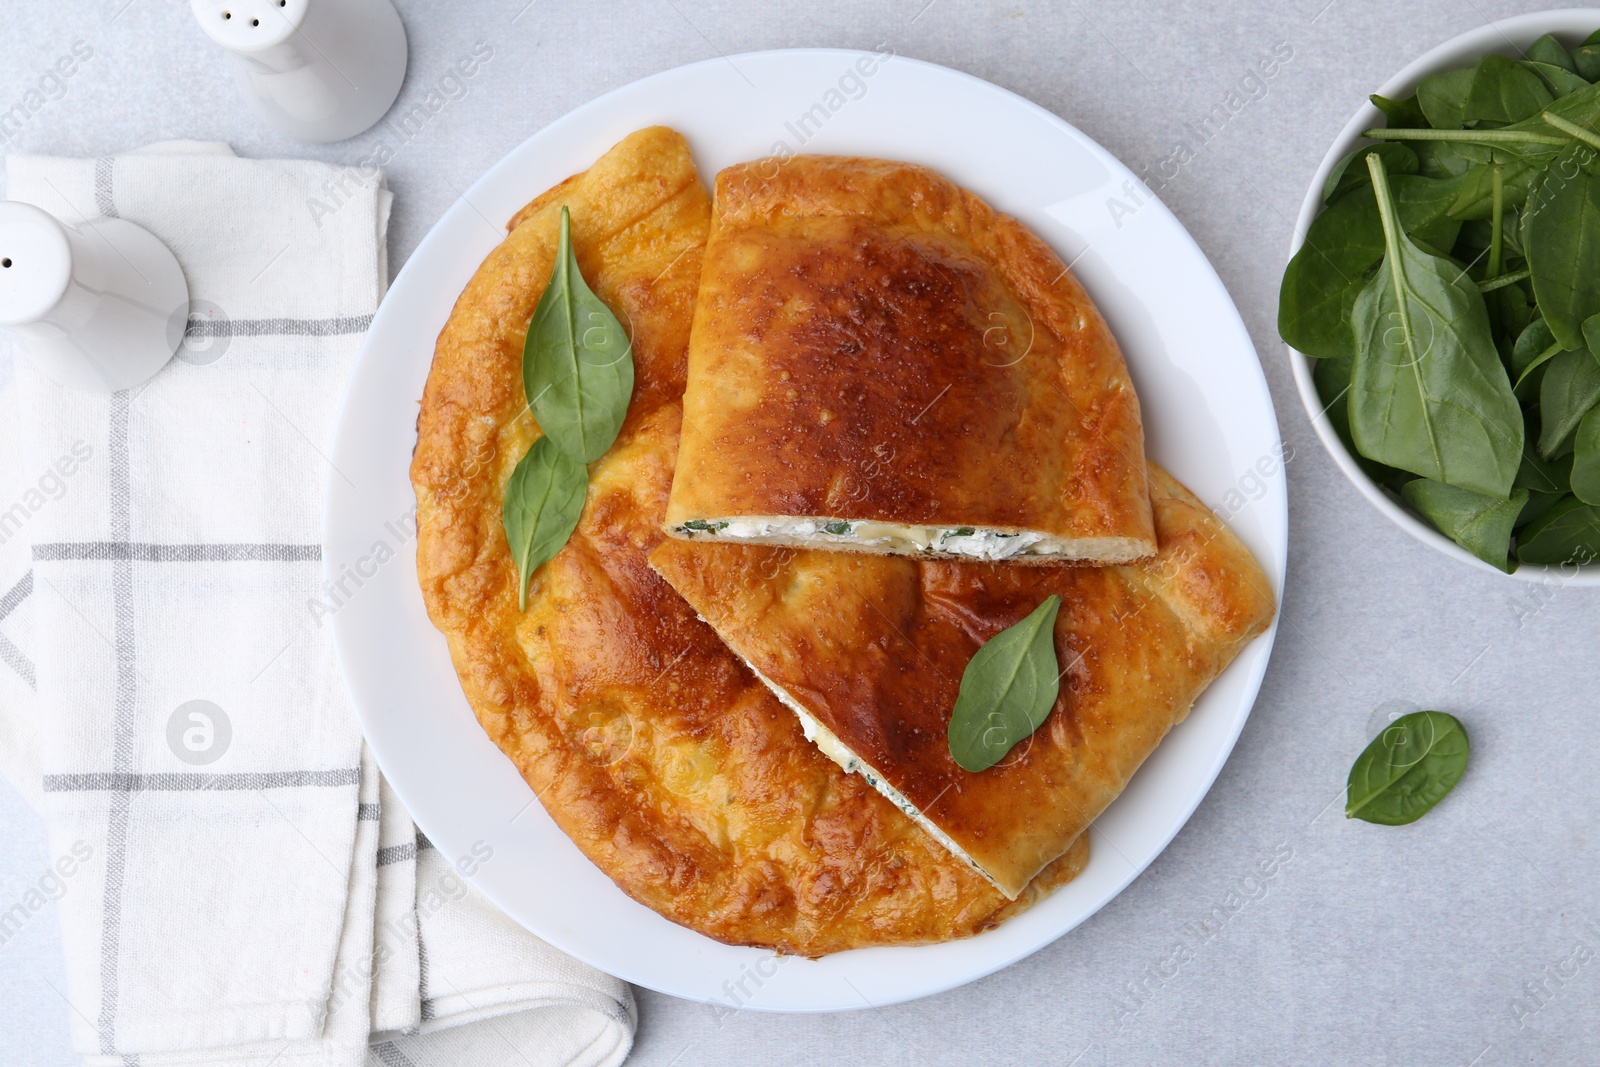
left=1278, top=173, right=1465, bottom=360
left=1322, top=143, right=1418, bottom=203
left=502, top=435, right=588, bottom=611
left=1346, top=711, right=1469, bottom=826
left=1526, top=33, right=1579, bottom=75
left=1517, top=495, right=1600, bottom=564
left=1525, top=144, right=1600, bottom=352
left=1536, top=347, right=1600, bottom=457
left=947, top=594, right=1062, bottom=773
left=1399, top=480, right=1527, bottom=571
left=1349, top=154, right=1523, bottom=498
left=523, top=204, right=635, bottom=464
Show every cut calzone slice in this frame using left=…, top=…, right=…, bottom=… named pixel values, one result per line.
left=650, top=467, right=1275, bottom=898
left=663, top=154, right=1157, bottom=564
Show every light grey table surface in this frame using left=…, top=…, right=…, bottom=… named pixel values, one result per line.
left=3, top=1, right=1598, bottom=1064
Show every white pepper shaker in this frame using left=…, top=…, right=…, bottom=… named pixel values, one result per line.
left=190, top=0, right=408, bottom=144
left=0, top=201, right=189, bottom=393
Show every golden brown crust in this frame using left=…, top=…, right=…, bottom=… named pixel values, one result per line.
left=664, top=155, right=1157, bottom=562
left=649, top=465, right=1275, bottom=898
left=411, top=127, right=1089, bottom=955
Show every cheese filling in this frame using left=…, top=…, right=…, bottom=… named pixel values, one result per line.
left=675, top=517, right=1053, bottom=560
left=732, top=655, right=1005, bottom=895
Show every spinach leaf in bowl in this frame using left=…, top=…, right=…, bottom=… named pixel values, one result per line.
left=1279, top=174, right=1465, bottom=360
left=1536, top=346, right=1600, bottom=456
left=1515, top=448, right=1574, bottom=529
left=1516, top=494, right=1600, bottom=564
left=1322, top=143, right=1418, bottom=203
left=1399, top=479, right=1526, bottom=571
left=1523, top=60, right=1590, bottom=99
left=1348, top=154, right=1523, bottom=498
left=1526, top=33, right=1579, bottom=75
left=1282, top=35, right=1600, bottom=572
left=1568, top=405, right=1600, bottom=503
left=1524, top=144, right=1600, bottom=351
left=1463, top=54, right=1553, bottom=127
left=1371, top=92, right=1427, bottom=129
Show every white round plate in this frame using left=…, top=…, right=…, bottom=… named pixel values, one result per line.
left=1287, top=9, right=1600, bottom=584
left=326, top=49, right=1286, bottom=1012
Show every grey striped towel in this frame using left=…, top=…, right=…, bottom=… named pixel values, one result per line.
left=0, top=142, right=634, bottom=1067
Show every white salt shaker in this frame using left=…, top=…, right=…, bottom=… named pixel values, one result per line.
left=0, top=201, right=189, bottom=393
left=190, top=0, right=408, bottom=144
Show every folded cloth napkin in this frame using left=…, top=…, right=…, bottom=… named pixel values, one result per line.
left=0, top=143, right=634, bottom=1067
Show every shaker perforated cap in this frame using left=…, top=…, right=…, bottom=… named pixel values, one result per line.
left=0, top=201, right=73, bottom=327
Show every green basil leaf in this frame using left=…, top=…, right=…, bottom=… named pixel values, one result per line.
left=1323, top=143, right=1419, bottom=203
left=1522, top=60, right=1591, bottom=99
left=502, top=435, right=587, bottom=611
left=523, top=205, right=634, bottom=464
left=947, top=595, right=1062, bottom=773
left=1371, top=92, right=1428, bottom=129
left=1537, top=347, right=1600, bottom=456
left=1517, top=494, right=1600, bottom=563
left=1526, top=144, right=1600, bottom=351
left=1346, top=711, right=1469, bottom=826
left=1349, top=155, right=1523, bottom=498
left=1279, top=175, right=1464, bottom=360
left=1400, top=479, right=1526, bottom=571
left=1569, top=405, right=1600, bottom=503
left=1527, top=34, right=1579, bottom=75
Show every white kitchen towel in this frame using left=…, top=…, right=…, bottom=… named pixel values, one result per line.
left=0, top=143, right=633, bottom=1067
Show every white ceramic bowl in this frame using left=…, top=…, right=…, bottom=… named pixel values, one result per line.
left=1287, top=8, right=1600, bottom=584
